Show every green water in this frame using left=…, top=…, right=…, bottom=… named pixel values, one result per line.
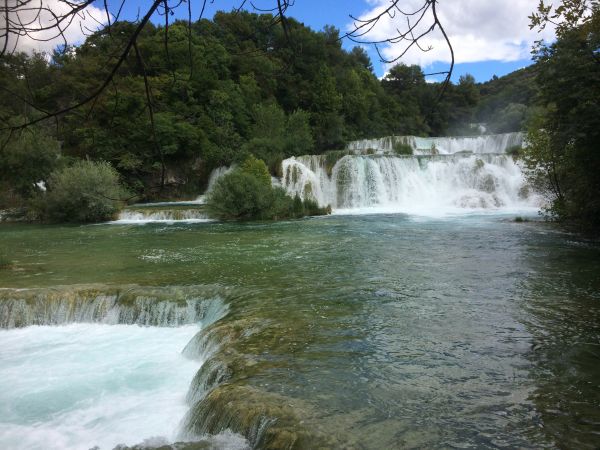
left=1, top=214, right=599, bottom=448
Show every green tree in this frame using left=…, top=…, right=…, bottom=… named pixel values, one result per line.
left=39, top=160, right=130, bottom=223
left=524, top=4, right=600, bottom=227
left=0, top=127, right=61, bottom=203
left=207, top=156, right=329, bottom=220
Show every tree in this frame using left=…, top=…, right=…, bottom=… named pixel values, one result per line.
left=0, top=127, right=60, bottom=203
left=206, top=156, right=328, bottom=220
left=0, top=1, right=453, bottom=136
left=39, top=160, right=131, bottom=223
left=525, top=2, right=600, bottom=227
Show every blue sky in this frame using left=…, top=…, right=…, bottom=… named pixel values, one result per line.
left=16, top=0, right=553, bottom=83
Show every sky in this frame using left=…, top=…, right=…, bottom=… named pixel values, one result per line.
left=7, top=0, right=556, bottom=83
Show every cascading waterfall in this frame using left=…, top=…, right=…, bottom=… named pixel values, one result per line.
left=110, top=165, right=234, bottom=224
left=194, top=166, right=234, bottom=204
left=0, top=285, right=250, bottom=450
left=347, top=132, right=523, bottom=155
left=114, top=208, right=211, bottom=223
left=282, top=133, right=537, bottom=215
left=0, top=286, right=228, bottom=328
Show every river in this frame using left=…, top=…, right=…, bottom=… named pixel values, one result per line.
left=1, top=212, right=599, bottom=449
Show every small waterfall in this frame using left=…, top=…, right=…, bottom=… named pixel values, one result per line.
left=195, top=166, right=233, bottom=204
left=0, top=285, right=227, bottom=328
left=115, top=208, right=211, bottom=223
left=281, top=153, right=537, bottom=214
left=0, top=285, right=242, bottom=450
left=347, top=132, right=523, bottom=155
left=206, top=166, right=233, bottom=192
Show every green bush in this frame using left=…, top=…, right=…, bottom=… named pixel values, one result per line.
left=240, top=155, right=272, bottom=186
left=38, top=160, right=130, bottom=223
left=206, top=157, right=331, bottom=221
left=206, top=169, right=273, bottom=220
left=393, top=142, right=413, bottom=155
left=0, top=127, right=61, bottom=202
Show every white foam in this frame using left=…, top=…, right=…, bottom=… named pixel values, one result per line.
left=109, top=218, right=214, bottom=225
left=281, top=154, right=541, bottom=216
left=347, top=132, right=523, bottom=155
left=109, top=210, right=213, bottom=225
left=0, top=324, right=209, bottom=450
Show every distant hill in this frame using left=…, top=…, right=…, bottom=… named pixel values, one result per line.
left=473, top=65, right=540, bottom=133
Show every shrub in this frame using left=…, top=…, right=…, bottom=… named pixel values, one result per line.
left=205, top=169, right=273, bottom=220
left=207, top=157, right=331, bottom=221
left=240, top=155, right=271, bottom=186
left=393, top=142, right=413, bottom=155
left=0, top=127, right=61, bottom=202
left=38, top=160, right=130, bottom=223
left=303, top=198, right=331, bottom=216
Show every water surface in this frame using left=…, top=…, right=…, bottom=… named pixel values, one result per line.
left=0, top=214, right=598, bottom=448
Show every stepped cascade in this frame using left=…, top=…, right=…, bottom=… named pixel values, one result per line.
left=347, top=132, right=523, bottom=155
left=0, top=285, right=250, bottom=449
left=115, top=208, right=211, bottom=223
left=281, top=133, right=536, bottom=214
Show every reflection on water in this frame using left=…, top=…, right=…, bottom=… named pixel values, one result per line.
left=518, top=236, right=600, bottom=448
left=0, top=215, right=598, bottom=448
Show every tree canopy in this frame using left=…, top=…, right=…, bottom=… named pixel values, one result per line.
left=0, top=11, right=496, bottom=204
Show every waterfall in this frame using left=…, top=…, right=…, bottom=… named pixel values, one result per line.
left=347, top=132, right=523, bottom=155
left=114, top=208, right=211, bottom=223
left=0, top=285, right=227, bottom=328
left=281, top=153, right=537, bottom=214
left=194, top=166, right=234, bottom=204
left=0, top=285, right=246, bottom=450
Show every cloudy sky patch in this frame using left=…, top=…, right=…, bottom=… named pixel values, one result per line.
left=2, top=0, right=108, bottom=55
left=351, top=0, right=556, bottom=69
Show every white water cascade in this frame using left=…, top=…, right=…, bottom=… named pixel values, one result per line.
left=281, top=133, right=538, bottom=215
left=194, top=166, right=234, bottom=205
left=347, top=132, right=523, bottom=155
left=0, top=288, right=249, bottom=450
left=114, top=208, right=211, bottom=224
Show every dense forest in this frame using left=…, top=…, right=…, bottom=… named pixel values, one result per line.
left=0, top=6, right=597, bottom=228
left=0, top=12, right=535, bottom=201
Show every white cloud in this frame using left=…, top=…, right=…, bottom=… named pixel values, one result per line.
left=349, top=0, right=556, bottom=69
left=1, top=0, right=108, bottom=55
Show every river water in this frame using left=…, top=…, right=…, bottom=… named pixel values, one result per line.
left=0, top=213, right=599, bottom=449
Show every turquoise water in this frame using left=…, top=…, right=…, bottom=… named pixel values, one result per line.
left=0, top=213, right=599, bottom=448
left=0, top=324, right=202, bottom=449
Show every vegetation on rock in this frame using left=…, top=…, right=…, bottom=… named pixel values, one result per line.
left=206, top=156, right=329, bottom=221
